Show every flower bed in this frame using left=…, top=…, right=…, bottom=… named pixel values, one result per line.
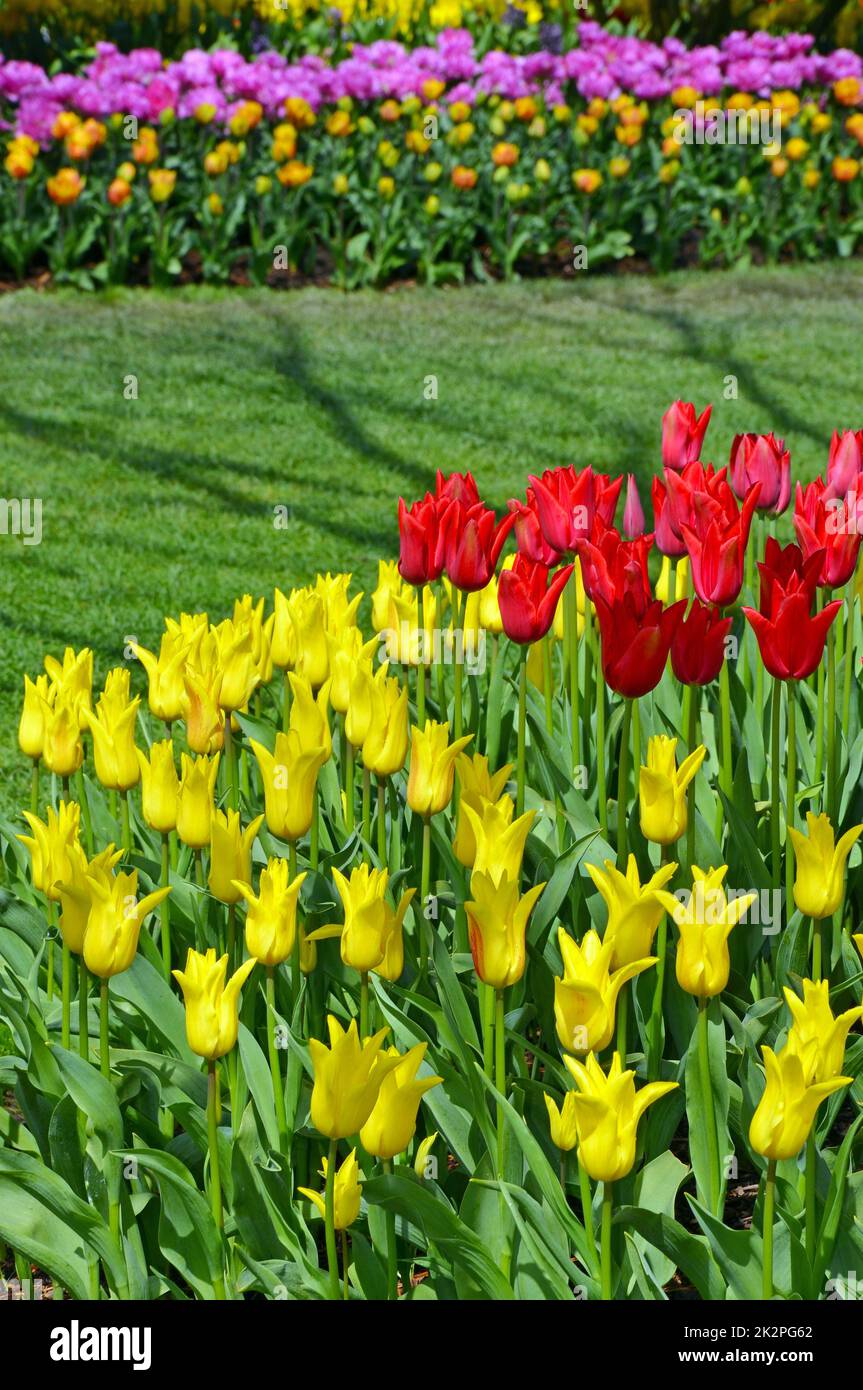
left=2, top=407, right=863, bottom=1301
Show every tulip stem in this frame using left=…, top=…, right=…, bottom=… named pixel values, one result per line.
left=282, top=669, right=291, bottom=734
left=842, top=594, right=855, bottom=733
left=770, top=676, right=781, bottom=892
left=698, top=997, right=722, bottom=1216
left=376, top=779, right=387, bottom=868
left=811, top=916, right=823, bottom=982
left=495, top=989, right=506, bottom=1180
left=685, top=684, right=699, bottom=871
left=207, top=1061, right=226, bottom=1300
left=805, top=1132, right=817, bottom=1267
left=516, top=647, right=527, bottom=819
left=648, top=914, right=667, bottom=1081
left=815, top=591, right=825, bottom=786
left=79, top=962, right=89, bottom=1062
left=453, top=587, right=464, bottom=742
left=360, top=973, right=370, bottom=1040
left=600, top=1182, right=613, bottom=1301
left=827, top=605, right=837, bottom=822
left=583, top=604, right=594, bottom=769
left=542, top=635, right=554, bottom=734
left=345, top=738, right=355, bottom=834
left=715, top=653, right=732, bottom=843
left=362, top=768, right=371, bottom=862
left=341, top=1230, right=350, bottom=1301
left=382, top=1157, right=398, bottom=1300
left=30, top=759, right=39, bottom=816
left=99, top=980, right=110, bottom=1081
left=224, top=717, right=239, bottom=812
left=325, top=1139, right=340, bottom=1300
left=617, top=699, right=632, bottom=870
left=120, top=790, right=131, bottom=856
left=785, top=680, right=797, bottom=915
left=482, top=982, right=494, bottom=1080
left=594, top=623, right=607, bottom=837
left=289, top=842, right=302, bottom=1017
left=631, top=696, right=641, bottom=789
left=616, top=981, right=628, bottom=1061
left=61, top=942, right=71, bottom=1049
left=418, top=817, right=432, bottom=981
left=579, top=1161, right=599, bottom=1275
left=266, top=967, right=288, bottom=1153
left=160, top=834, right=172, bottom=983
left=417, top=662, right=426, bottom=731
left=762, top=1160, right=776, bottom=1299
left=568, top=568, right=581, bottom=775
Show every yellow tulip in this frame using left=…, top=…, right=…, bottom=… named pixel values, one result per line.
left=309, top=865, right=415, bottom=980
left=55, top=843, right=122, bottom=954
left=136, top=740, right=179, bottom=834
left=271, top=587, right=298, bottom=670
left=584, top=853, right=677, bottom=968
left=788, top=812, right=863, bottom=919
left=235, top=857, right=307, bottom=966
left=314, top=572, right=361, bottom=634
left=478, top=568, right=505, bottom=635
left=308, top=1015, right=400, bottom=1140
left=553, top=926, right=656, bottom=1055
left=19, top=674, right=53, bottom=760
left=212, top=616, right=260, bottom=712
left=655, top=554, right=690, bottom=605
left=452, top=753, right=513, bottom=866
left=466, top=869, right=545, bottom=990
left=299, top=922, right=317, bottom=975
left=344, top=657, right=378, bottom=748
left=406, top=720, right=473, bottom=817
left=289, top=589, right=329, bottom=687
left=298, top=1148, right=362, bottom=1230
left=783, top=979, right=863, bottom=1083
left=380, top=585, right=437, bottom=667
left=132, top=630, right=190, bottom=723
left=85, top=670, right=140, bottom=792
left=250, top=729, right=327, bottom=842
left=362, top=672, right=409, bottom=777
left=360, top=1042, right=442, bottom=1159
left=83, top=869, right=171, bottom=979
left=564, top=1051, right=678, bottom=1182
left=461, top=800, right=534, bottom=883
left=326, top=629, right=378, bottom=714
left=18, top=801, right=81, bottom=901
left=414, top=1132, right=438, bottom=1178
left=371, top=560, right=406, bottom=633
left=208, top=809, right=264, bottom=904
left=638, top=735, right=706, bottom=846
left=40, top=695, right=84, bottom=778
left=544, top=1090, right=579, bottom=1152
left=749, top=1043, right=850, bottom=1161
left=176, top=752, right=220, bottom=849
left=173, top=947, right=256, bottom=1059
left=289, top=673, right=332, bottom=759
left=657, top=865, right=756, bottom=999
left=182, top=666, right=225, bottom=755
left=44, top=646, right=93, bottom=730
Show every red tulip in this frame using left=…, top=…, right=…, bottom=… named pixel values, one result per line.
left=652, top=476, right=687, bottom=558
left=663, top=461, right=730, bottom=541
left=623, top=474, right=645, bottom=538
left=826, top=428, right=863, bottom=500
left=578, top=527, right=653, bottom=613
left=527, top=466, right=623, bottom=555
left=661, top=400, right=712, bottom=472
left=794, top=478, right=862, bottom=589
left=498, top=556, right=574, bottom=644
left=594, top=592, right=686, bottom=698
left=743, top=540, right=842, bottom=681
left=508, top=490, right=563, bottom=567
left=397, top=493, right=443, bottom=585
left=436, top=500, right=515, bottom=592
left=671, top=599, right=733, bottom=685
left=729, top=433, right=791, bottom=516
left=436, top=468, right=480, bottom=507
left=681, top=484, right=759, bottom=607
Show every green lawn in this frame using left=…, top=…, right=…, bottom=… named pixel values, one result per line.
left=1, top=263, right=862, bottom=816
